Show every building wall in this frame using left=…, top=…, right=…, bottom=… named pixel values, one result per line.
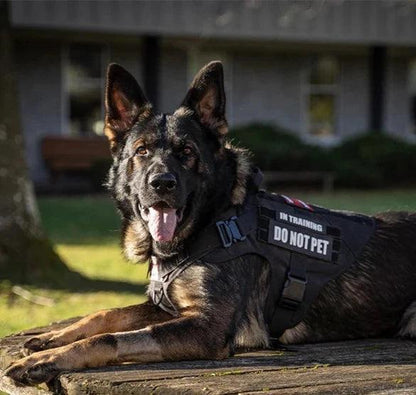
left=110, top=45, right=143, bottom=86
left=159, top=47, right=188, bottom=113
left=338, top=56, right=370, bottom=137
left=11, top=1, right=416, bottom=46
left=231, top=53, right=303, bottom=133
left=385, top=57, right=412, bottom=138
left=16, top=41, right=63, bottom=185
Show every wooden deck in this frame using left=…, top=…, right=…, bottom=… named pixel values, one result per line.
left=0, top=320, right=415, bottom=394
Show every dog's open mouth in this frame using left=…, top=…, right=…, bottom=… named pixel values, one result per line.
left=140, top=202, right=185, bottom=243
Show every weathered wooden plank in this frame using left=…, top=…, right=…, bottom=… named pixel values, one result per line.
left=0, top=320, right=415, bottom=395
left=58, top=364, right=416, bottom=394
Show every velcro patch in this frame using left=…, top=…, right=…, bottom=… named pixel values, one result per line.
left=268, top=219, right=333, bottom=262
left=278, top=211, right=326, bottom=234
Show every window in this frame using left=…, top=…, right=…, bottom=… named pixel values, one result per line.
left=307, top=56, right=339, bottom=137
left=64, top=44, right=108, bottom=136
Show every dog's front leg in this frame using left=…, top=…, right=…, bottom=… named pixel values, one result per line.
left=24, top=301, right=172, bottom=353
left=6, top=313, right=231, bottom=385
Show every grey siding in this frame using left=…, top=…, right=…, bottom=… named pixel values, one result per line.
left=159, top=47, right=188, bottom=113
left=11, top=1, right=416, bottom=46
left=16, top=41, right=63, bottom=184
left=385, top=58, right=411, bottom=137
left=232, top=54, right=303, bottom=133
left=338, top=57, right=369, bottom=137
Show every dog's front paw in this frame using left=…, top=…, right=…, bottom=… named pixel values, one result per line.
left=5, top=352, right=62, bottom=385
left=24, top=336, right=51, bottom=353
left=24, top=331, right=63, bottom=354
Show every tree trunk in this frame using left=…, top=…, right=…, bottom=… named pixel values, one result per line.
left=0, top=0, right=70, bottom=285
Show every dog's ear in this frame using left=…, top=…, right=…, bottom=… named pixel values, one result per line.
left=105, top=63, right=151, bottom=151
left=180, top=61, right=228, bottom=136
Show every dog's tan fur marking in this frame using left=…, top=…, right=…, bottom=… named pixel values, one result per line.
left=398, top=301, right=416, bottom=338
left=225, top=144, right=251, bottom=205
left=24, top=304, right=173, bottom=352
left=170, top=261, right=270, bottom=353
left=170, top=264, right=208, bottom=312
left=234, top=312, right=269, bottom=349
left=137, top=104, right=153, bottom=122
left=115, top=330, right=163, bottom=362
left=197, top=87, right=216, bottom=124
left=62, top=336, right=118, bottom=368
left=279, top=321, right=309, bottom=344
left=11, top=335, right=119, bottom=377
left=104, top=125, right=118, bottom=152
left=173, top=106, right=194, bottom=118
left=154, top=314, right=231, bottom=361
left=104, top=103, right=153, bottom=153
left=234, top=263, right=270, bottom=349
left=216, top=120, right=228, bottom=136
left=123, top=220, right=151, bottom=263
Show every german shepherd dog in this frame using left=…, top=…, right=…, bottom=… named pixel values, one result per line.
left=6, top=61, right=416, bottom=386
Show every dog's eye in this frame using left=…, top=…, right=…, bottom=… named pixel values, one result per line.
left=182, top=145, right=193, bottom=156
left=136, top=146, right=148, bottom=156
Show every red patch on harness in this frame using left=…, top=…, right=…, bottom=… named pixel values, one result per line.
left=281, top=195, right=314, bottom=211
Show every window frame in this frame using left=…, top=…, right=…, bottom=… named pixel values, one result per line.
left=303, top=55, right=340, bottom=143
left=61, top=43, right=110, bottom=136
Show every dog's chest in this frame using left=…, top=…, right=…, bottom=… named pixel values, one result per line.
left=148, top=258, right=210, bottom=313
left=170, top=264, right=209, bottom=310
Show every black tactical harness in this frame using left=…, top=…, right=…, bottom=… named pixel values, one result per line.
left=148, top=171, right=376, bottom=337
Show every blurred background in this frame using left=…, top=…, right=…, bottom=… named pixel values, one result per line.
left=1, top=0, right=416, bottom=337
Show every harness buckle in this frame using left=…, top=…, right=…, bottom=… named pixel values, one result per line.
left=216, top=216, right=246, bottom=248
left=150, top=280, right=164, bottom=306
left=279, top=274, right=307, bottom=311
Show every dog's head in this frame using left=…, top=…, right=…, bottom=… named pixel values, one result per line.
left=105, top=61, right=250, bottom=261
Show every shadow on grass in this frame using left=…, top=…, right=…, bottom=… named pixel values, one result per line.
left=2, top=266, right=148, bottom=295
left=0, top=229, right=148, bottom=295
left=52, top=269, right=148, bottom=294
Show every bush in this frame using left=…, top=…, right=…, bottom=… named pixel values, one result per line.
left=228, top=124, right=416, bottom=188
left=228, top=123, right=331, bottom=172
left=330, top=132, right=416, bottom=187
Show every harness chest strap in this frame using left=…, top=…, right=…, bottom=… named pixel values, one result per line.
left=148, top=256, right=195, bottom=316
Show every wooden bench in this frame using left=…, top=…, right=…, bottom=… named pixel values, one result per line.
left=1, top=319, right=415, bottom=394
left=263, top=171, right=335, bottom=193
left=41, top=136, right=111, bottom=179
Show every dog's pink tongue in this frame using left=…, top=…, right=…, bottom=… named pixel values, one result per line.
left=148, top=207, right=177, bottom=242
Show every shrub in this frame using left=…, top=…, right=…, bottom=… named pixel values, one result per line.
left=228, top=123, right=331, bottom=172
left=331, top=132, right=416, bottom=187
left=228, top=124, right=416, bottom=188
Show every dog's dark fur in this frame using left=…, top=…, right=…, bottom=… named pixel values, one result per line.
left=6, top=61, right=416, bottom=386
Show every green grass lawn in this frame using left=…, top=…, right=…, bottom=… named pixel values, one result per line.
left=0, top=189, right=415, bottom=337
left=0, top=196, right=147, bottom=337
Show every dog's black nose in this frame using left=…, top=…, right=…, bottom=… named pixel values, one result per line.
left=149, top=173, right=177, bottom=193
